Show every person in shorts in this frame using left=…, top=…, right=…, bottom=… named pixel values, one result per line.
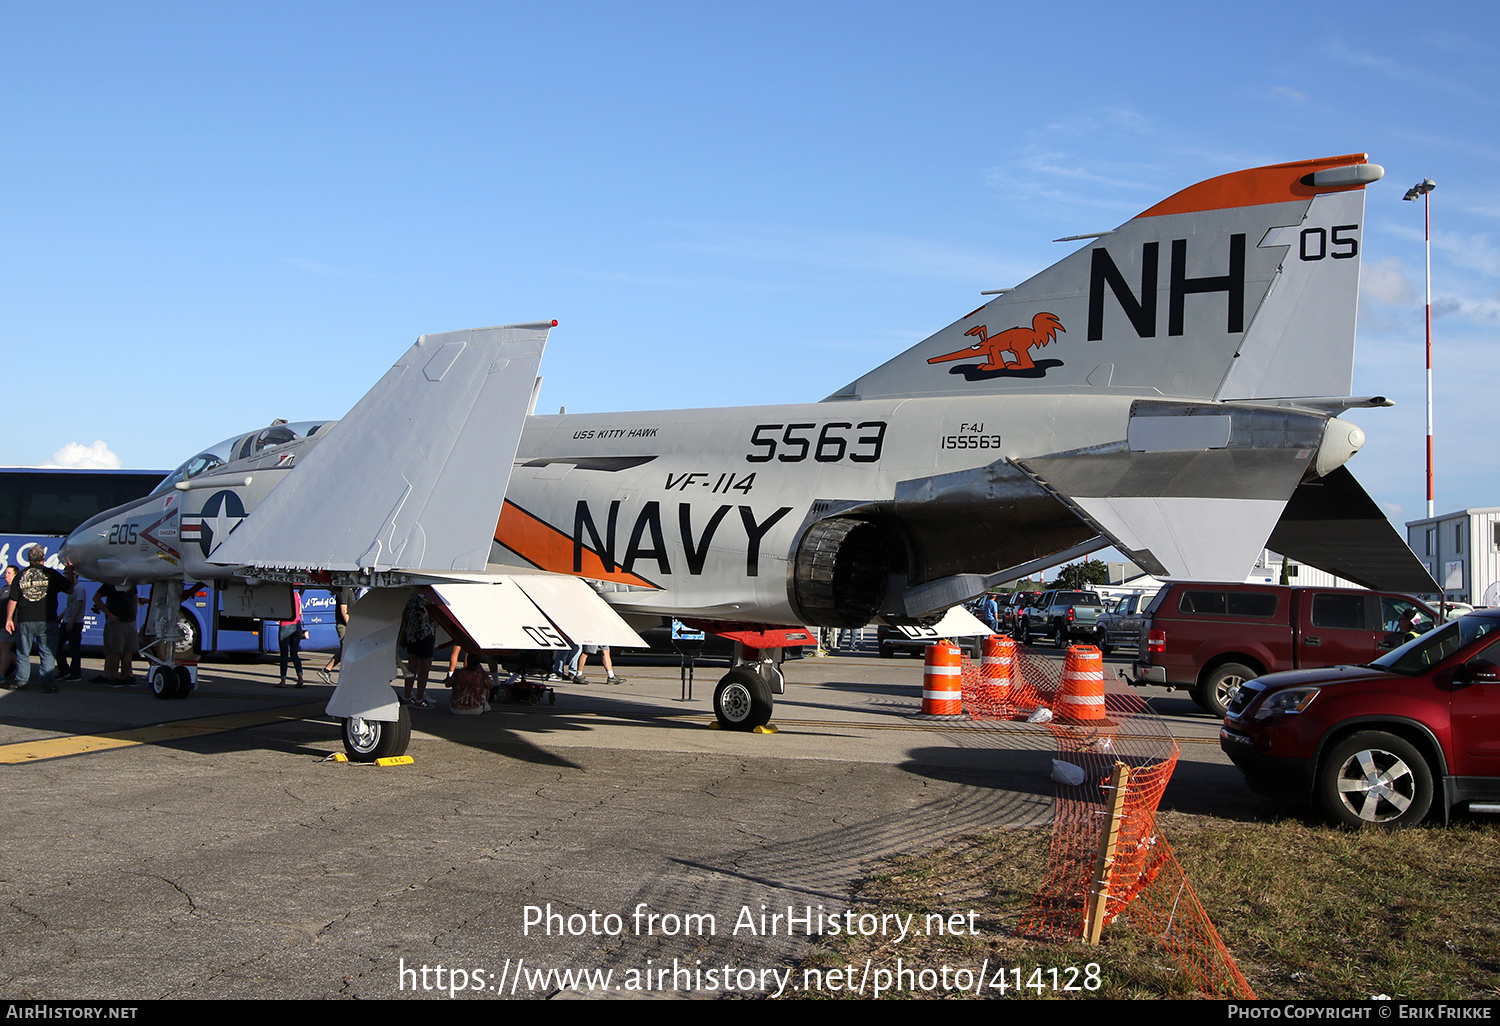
left=93, top=582, right=140, bottom=685
left=318, top=586, right=355, bottom=685
left=576, top=644, right=624, bottom=685
left=399, top=591, right=437, bottom=708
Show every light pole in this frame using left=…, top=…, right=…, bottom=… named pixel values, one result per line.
left=1404, top=178, right=1436, bottom=518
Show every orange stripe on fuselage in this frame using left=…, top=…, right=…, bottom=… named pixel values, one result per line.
left=1136, top=153, right=1370, bottom=218
left=494, top=500, right=658, bottom=589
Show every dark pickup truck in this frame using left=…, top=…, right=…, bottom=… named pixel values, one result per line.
left=1128, top=583, right=1437, bottom=717
left=1097, top=592, right=1151, bottom=656
left=1021, top=590, right=1106, bottom=648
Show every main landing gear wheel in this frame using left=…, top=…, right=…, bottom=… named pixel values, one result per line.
left=150, top=665, right=188, bottom=700
left=1193, top=662, right=1255, bottom=718
left=342, top=705, right=412, bottom=763
left=713, top=667, right=773, bottom=731
left=1318, top=731, right=1433, bottom=828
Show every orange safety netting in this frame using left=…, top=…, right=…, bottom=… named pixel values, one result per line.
left=959, top=642, right=1255, bottom=1000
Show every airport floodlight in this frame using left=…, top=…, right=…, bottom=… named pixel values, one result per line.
left=1403, top=178, right=1436, bottom=202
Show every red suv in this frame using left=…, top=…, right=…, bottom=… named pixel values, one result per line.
left=1220, top=609, right=1500, bottom=827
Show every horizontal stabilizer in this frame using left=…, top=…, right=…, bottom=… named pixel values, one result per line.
left=1066, top=494, right=1288, bottom=582
left=212, top=323, right=551, bottom=573
left=1020, top=402, right=1326, bottom=582
left=1266, top=467, right=1438, bottom=593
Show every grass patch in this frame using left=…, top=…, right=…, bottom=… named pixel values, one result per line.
left=787, top=812, right=1500, bottom=1000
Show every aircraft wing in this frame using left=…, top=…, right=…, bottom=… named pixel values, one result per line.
left=328, top=571, right=648, bottom=721
left=211, top=322, right=552, bottom=574
left=429, top=576, right=648, bottom=651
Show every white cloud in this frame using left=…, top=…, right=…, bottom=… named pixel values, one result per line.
left=46, top=441, right=122, bottom=469
left=1362, top=258, right=1416, bottom=305
left=1436, top=232, right=1500, bottom=278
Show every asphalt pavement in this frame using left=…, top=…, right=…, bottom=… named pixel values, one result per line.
left=0, top=645, right=1261, bottom=1000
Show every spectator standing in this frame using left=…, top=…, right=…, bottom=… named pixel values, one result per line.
left=318, top=586, right=355, bottom=684
left=92, top=581, right=140, bottom=685
left=0, top=565, right=15, bottom=682
left=980, top=593, right=999, bottom=632
left=276, top=589, right=305, bottom=687
left=399, top=591, right=437, bottom=708
left=5, top=544, right=70, bottom=692
left=56, top=569, right=85, bottom=681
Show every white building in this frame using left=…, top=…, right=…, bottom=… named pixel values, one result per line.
left=1406, top=508, right=1500, bottom=606
left=1246, top=550, right=1364, bottom=590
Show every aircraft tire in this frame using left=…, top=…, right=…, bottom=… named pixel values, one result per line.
left=342, top=706, right=412, bottom=763
left=149, top=665, right=180, bottom=700
left=713, top=668, right=773, bottom=731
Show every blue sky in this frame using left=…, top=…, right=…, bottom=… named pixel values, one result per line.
left=2, top=1, right=1496, bottom=531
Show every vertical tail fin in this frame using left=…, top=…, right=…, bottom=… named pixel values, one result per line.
left=827, top=155, right=1383, bottom=403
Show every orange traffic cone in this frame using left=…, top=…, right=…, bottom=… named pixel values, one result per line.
left=1056, top=645, right=1108, bottom=723
left=919, top=641, right=965, bottom=717
left=979, top=633, right=1015, bottom=707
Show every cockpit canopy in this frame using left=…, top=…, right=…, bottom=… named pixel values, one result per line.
left=150, top=420, right=336, bottom=495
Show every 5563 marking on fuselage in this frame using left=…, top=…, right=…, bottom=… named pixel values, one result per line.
left=746, top=421, right=887, bottom=464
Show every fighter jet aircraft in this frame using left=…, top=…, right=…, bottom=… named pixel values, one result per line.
left=65, top=153, right=1435, bottom=761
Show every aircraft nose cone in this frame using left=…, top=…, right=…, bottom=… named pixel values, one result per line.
left=61, top=522, right=107, bottom=578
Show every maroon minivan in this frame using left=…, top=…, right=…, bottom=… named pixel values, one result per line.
left=1129, top=583, right=1436, bottom=717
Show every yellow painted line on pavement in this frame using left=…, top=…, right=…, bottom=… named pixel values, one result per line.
left=0, top=702, right=328, bottom=764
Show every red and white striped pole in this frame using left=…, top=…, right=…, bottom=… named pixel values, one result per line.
left=1405, top=178, right=1436, bottom=518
